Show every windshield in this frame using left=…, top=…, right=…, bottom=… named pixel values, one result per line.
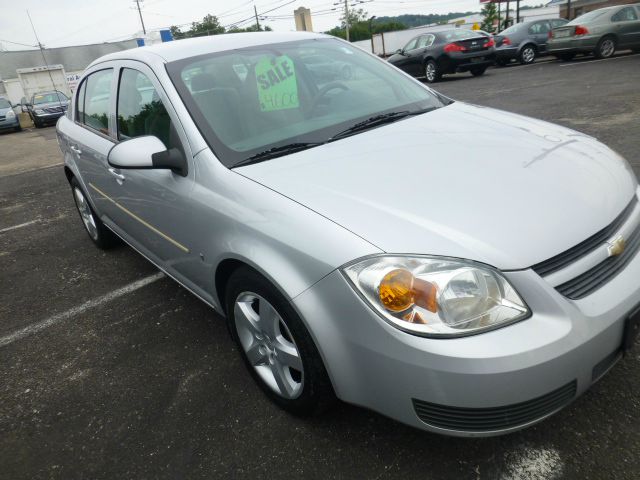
left=33, top=92, right=67, bottom=105
left=568, top=9, right=607, bottom=24
left=167, top=38, right=445, bottom=167
left=0, top=98, right=11, bottom=109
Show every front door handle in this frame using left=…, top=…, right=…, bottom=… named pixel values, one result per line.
left=70, top=145, right=82, bottom=155
left=108, top=167, right=126, bottom=183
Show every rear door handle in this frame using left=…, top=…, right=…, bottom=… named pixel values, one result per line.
left=70, top=145, right=82, bottom=155
left=108, top=167, right=126, bottom=183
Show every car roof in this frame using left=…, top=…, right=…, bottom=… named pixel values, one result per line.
left=89, top=31, right=327, bottom=68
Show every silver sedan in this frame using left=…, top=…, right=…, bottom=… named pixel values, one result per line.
left=56, top=32, right=640, bottom=437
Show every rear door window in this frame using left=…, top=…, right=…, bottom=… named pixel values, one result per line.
left=612, top=7, right=638, bottom=22
left=80, top=69, right=113, bottom=135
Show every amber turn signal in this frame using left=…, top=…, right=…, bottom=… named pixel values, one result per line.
left=378, top=269, right=438, bottom=313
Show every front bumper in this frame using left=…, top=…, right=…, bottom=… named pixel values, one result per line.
left=293, top=237, right=640, bottom=437
left=548, top=35, right=599, bottom=54
left=32, top=110, right=66, bottom=125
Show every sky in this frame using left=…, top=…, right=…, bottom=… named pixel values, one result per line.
left=0, top=0, right=544, bottom=50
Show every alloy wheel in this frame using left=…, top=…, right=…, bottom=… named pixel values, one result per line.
left=73, top=187, right=98, bottom=240
left=600, top=39, right=615, bottom=58
left=426, top=63, right=435, bottom=82
left=234, top=292, right=304, bottom=399
left=522, top=47, right=535, bottom=64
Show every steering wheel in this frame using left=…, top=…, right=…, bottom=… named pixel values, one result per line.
left=309, top=81, right=350, bottom=114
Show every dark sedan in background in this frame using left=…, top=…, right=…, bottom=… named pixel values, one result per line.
left=388, top=29, right=495, bottom=83
left=24, top=90, right=69, bottom=128
left=548, top=3, right=640, bottom=60
left=494, top=18, right=569, bottom=65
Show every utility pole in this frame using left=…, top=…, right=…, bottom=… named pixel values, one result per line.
left=254, top=5, right=260, bottom=30
left=344, top=0, right=350, bottom=41
left=135, top=0, right=147, bottom=35
left=566, top=0, right=571, bottom=20
left=26, top=10, right=64, bottom=106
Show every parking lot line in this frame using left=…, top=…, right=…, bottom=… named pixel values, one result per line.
left=0, top=272, right=165, bottom=348
left=0, top=220, right=40, bottom=234
left=0, top=162, right=64, bottom=179
left=560, top=53, right=640, bottom=67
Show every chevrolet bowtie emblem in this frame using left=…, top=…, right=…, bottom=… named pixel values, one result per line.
left=607, top=235, right=626, bottom=257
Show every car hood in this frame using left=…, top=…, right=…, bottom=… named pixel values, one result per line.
left=236, top=102, right=638, bottom=270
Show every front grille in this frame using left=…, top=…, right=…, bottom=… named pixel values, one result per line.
left=532, top=197, right=638, bottom=277
left=556, top=220, right=640, bottom=299
left=44, top=106, right=65, bottom=114
left=412, top=380, right=577, bottom=432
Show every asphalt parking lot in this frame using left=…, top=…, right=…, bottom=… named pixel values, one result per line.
left=1, top=53, right=639, bottom=480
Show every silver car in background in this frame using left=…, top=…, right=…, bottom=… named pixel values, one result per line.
left=56, top=32, right=640, bottom=437
left=494, top=18, right=569, bottom=65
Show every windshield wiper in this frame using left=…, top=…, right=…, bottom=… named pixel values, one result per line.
left=329, top=108, right=437, bottom=141
left=233, top=142, right=324, bottom=168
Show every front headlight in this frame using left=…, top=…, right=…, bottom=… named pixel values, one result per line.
left=34, top=108, right=45, bottom=115
left=343, top=256, right=530, bottom=337
left=5, top=110, right=15, bottom=118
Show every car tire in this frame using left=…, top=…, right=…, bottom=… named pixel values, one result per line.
left=519, top=45, right=537, bottom=65
left=32, top=118, right=42, bottom=128
left=225, top=266, right=334, bottom=416
left=594, top=36, right=616, bottom=59
left=557, top=53, right=576, bottom=62
left=424, top=60, right=442, bottom=83
left=69, top=177, right=119, bottom=249
left=470, top=67, right=487, bottom=77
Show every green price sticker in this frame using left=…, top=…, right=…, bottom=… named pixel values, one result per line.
left=255, top=55, right=299, bottom=112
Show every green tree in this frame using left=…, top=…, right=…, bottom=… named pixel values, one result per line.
left=480, top=2, right=498, bottom=33
left=170, top=14, right=225, bottom=39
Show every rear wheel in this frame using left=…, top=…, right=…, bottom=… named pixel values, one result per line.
left=70, top=177, right=119, bottom=249
left=470, top=67, right=487, bottom=77
left=519, top=45, right=537, bottom=64
left=424, top=60, right=442, bottom=83
left=595, top=36, right=616, bottom=59
left=226, top=267, right=334, bottom=415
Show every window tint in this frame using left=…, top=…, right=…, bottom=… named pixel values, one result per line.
left=82, top=69, right=112, bottom=134
left=529, top=21, right=550, bottom=34
left=612, top=7, right=638, bottom=22
left=550, top=19, right=568, bottom=27
left=117, top=68, right=174, bottom=149
left=416, top=35, right=433, bottom=48
left=404, top=38, right=418, bottom=51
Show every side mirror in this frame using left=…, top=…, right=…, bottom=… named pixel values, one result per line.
left=395, top=48, right=404, bottom=55
left=108, top=136, right=187, bottom=177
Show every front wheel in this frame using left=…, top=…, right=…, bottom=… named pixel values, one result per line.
left=595, top=36, right=616, bottom=59
left=470, top=67, right=487, bottom=77
left=226, top=267, right=334, bottom=415
left=424, top=60, right=442, bottom=83
left=519, top=45, right=537, bottom=64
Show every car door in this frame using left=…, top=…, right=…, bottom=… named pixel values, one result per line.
left=611, top=6, right=639, bottom=47
left=393, top=37, right=419, bottom=75
left=404, top=36, right=431, bottom=76
left=529, top=21, right=551, bottom=52
left=107, top=61, right=208, bottom=293
left=66, top=66, right=123, bottom=224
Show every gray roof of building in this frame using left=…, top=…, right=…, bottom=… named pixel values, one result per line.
left=0, top=40, right=138, bottom=80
